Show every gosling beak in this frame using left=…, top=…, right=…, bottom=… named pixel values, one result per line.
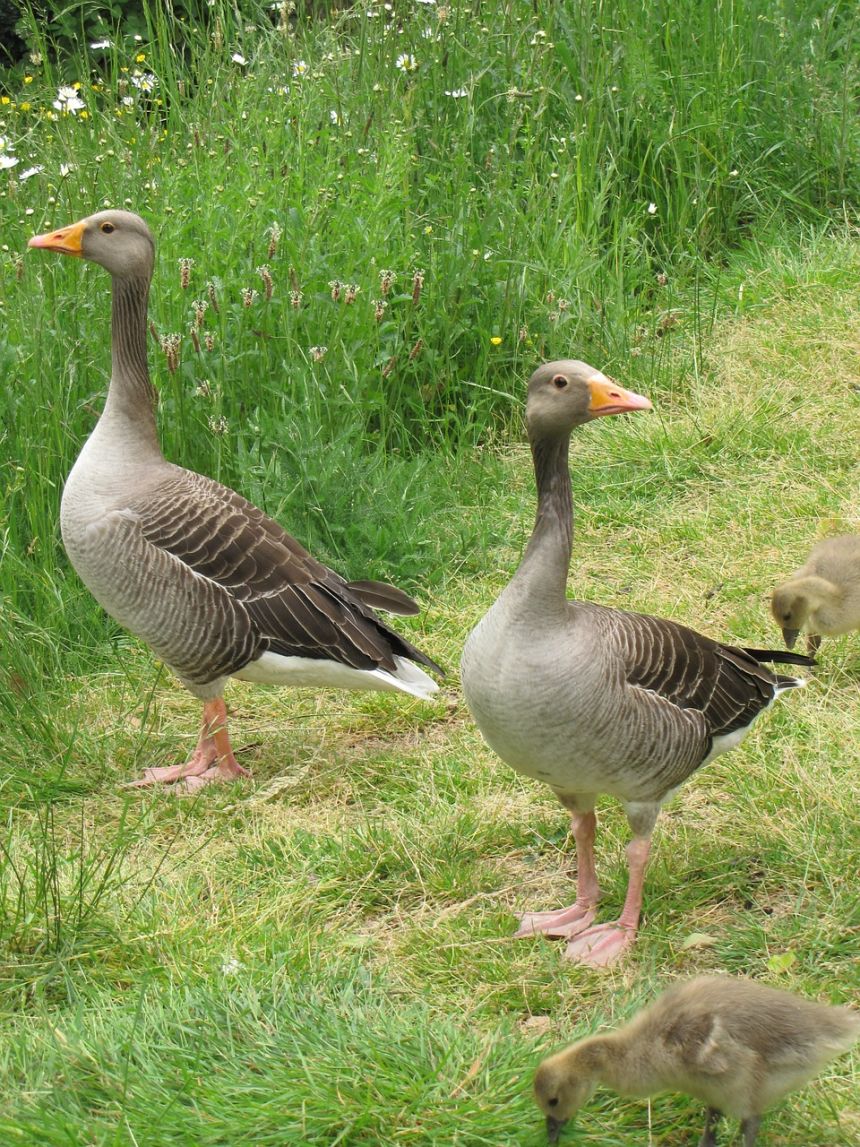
left=781, top=627, right=800, bottom=650
left=28, top=219, right=86, bottom=257
left=546, top=1115, right=569, bottom=1144
left=587, top=376, right=652, bottom=418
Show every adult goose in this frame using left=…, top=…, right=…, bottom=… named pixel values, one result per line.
left=771, top=534, right=860, bottom=655
left=29, top=210, right=442, bottom=790
left=534, top=975, right=860, bottom=1145
left=460, top=361, right=812, bottom=966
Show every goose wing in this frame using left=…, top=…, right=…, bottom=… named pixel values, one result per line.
left=613, top=609, right=808, bottom=739
left=128, top=467, right=440, bottom=675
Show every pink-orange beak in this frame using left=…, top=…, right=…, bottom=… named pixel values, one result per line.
left=587, top=376, right=652, bottom=417
left=28, top=219, right=87, bottom=257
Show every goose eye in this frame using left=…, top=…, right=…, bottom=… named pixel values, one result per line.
left=548, top=1097, right=559, bottom=1107
left=100, top=222, right=115, bottom=234
left=551, top=374, right=568, bottom=389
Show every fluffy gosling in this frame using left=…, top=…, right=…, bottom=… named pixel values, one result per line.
left=771, top=535, right=860, bottom=655
left=534, top=976, right=860, bottom=1145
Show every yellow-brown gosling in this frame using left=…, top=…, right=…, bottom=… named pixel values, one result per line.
left=534, top=975, right=860, bottom=1145
left=771, top=535, right=860, bottom=655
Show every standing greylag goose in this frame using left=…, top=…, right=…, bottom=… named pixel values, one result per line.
left=771, top=534, right=860, bottom=655
left=460, top=360, right=812, bottom=966
left=29, top=210, right=442, bottom=789
left=534, top=975, right=860, bottom=1145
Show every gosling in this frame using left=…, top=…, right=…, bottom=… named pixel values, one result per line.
left=534, top=975, right=860, bottom=1145
left=771, top=535, right=860, bottom=655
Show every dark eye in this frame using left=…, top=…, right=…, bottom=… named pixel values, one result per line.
left=548, top=1097, right=559, bottom=1107
left=552, top=374, right=568, bottom=389
left=100, top=222, right=115, bottom=234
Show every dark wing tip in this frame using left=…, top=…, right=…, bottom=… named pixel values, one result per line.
left=741, top=647, right=817, bottom=668
left=346, top=579, right=421, bottom=616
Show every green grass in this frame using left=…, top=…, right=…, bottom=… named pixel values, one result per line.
left=1, top=2, right=859, bottom=1144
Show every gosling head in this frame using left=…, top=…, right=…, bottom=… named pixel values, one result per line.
left=534, top=1050, right=599, bottom=1144
left=770, top=584, right=810, bottom=649
left=29, top=209, right=155, bottom=279
left=525, top=359, right=652, bottom=441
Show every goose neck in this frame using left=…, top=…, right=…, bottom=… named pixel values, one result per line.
left=101, top=272, right=160, bottom=452
left=514, top=430, right=574, bottom=603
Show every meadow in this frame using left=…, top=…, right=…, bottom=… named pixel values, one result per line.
left=0, top=1, right=858, bottom=1143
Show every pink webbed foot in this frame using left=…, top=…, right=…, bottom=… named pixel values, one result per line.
left=124, top=697, right=250, bottom=791
left=514, top=902, right=598, bottom=940
left=176, top=759, right=250, bottom=792
left=563, top=921, right=637, bottom=967
left=123, top=743, right=218, bottom=788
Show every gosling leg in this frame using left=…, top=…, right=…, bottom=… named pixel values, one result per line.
left=740, top=1114, right=762, bottom=1146
left=698, top=1106, right=721, bottom=1147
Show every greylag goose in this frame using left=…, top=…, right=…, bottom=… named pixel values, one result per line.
left=29, top=210, right=442, bottom=789
left=460, top=360, right=813, bottom=966
left=771, top=534, right=860, bottom=655
left=534, top=975, right=860, bottom=1145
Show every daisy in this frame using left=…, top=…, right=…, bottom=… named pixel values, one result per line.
left=395, top=52, right=418, bottom=72
left=231, top=52, right=247, bottom=65
left=292, top=59, right=308, bottom=78
left=130, top=72, right=158, bottom=93
left=53, top=85, right=86, bottom=114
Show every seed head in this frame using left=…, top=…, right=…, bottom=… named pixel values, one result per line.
left=257, top=264, right=274, bottom=300
left=204, top=332, right=216, bottom=352
left=267, top=221, right=282, bottom=259
left=289, top=289, right=303, bottom=309
left=309, top=345, right=327, bottom=362
left=241, top=287, right=258, bottom=308
left=344, top=283, right=360, bottom=305
left=329, top=279, right=343, bottom=302
left=379, top=268, right=397, bottom=296
left=382, top=355, right=397, bottom=378
left=192, top=298, right=208, bottom=329
left=178, top=257, right=194, bottom=289
left=160, top=332, right=181, bottom=373
left=411, top=269, right=425, bottom=305
left=408, top=338, right=423, bottom=361
left=373, top=298, right=387, bottom=322
left=190, top=326, right=201, bottom=353
left=208, top=414, right=229, bottom=436
left=206, top=280, right=219, bottom=313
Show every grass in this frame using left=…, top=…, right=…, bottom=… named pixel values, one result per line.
left=0, top=1, right=859, bottom=1143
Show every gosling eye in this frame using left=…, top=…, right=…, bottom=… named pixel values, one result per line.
left=100, top=222, right=116, bottom=234
left=551, top=373, right=568, bottom=389
left=548, top=1097, right=559, bottom=1107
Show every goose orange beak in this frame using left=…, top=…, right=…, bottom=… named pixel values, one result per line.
left=28, top=219, right=86, bottom=257
left=587, top=377, right=652, bottom=417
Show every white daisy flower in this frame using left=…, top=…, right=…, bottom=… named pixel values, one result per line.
left=395, top=52, right=418, bottom=72
left=647, top=202, right=658, bottom=215
left=292, top=59, right=308, bottom=77
left=231, top=52, right=247, bottom=65
left=445, top=87, right=468, bottom=98
left=0, top=153, right=19, bottom=170
left=131, top=72, right=158, bottom=93
left=53, top=85, right=86, bottom=114
left=19, top=165, right=44, bottom=180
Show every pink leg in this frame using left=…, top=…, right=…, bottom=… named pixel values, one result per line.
left=515, top=810, right=601, bottom=940
left=563, top=835, right=652, bottom=967
left=125, top=698, right=250, bottom=789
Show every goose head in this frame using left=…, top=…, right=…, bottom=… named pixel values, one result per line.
left=533, top=1051, right=598, bottom=1143
left=28, top=209, right=155, bottom=280
left=525, top=359, right=652, bottom=440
